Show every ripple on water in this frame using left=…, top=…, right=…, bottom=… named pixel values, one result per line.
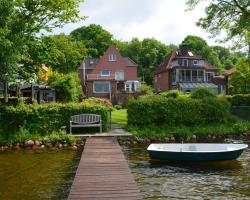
left=122, top=141, right=250, bottom=200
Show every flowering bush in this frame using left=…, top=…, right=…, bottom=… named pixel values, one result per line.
left=82, top=97, right=113, bottom=108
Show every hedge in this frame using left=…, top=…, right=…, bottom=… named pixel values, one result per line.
left=0, top=103, right=109, bottom=135
left=127, top=95, right=231, bottom=127
left=227, top=94, right=250, bottom=106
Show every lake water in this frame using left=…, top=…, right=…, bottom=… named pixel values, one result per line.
left=0, top=140, right=249, bottom=200
left=0, top=149, right=81, bottom=200
left=122, top=140, right=250, bottom=200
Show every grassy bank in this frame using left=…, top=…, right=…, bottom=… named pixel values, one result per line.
left=0, top=130, right=77, bottom=148
left=127, top=119, right=250, bottom=138
left=111, top=109, right=127, bottom=127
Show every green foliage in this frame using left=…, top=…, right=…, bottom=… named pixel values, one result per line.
left=0, top=0, right=84, bottom=82
left=44, top=130, right=76, bottom=145
left=82, top=97, right=113, bottom=108
left=180, top=35, right=223, bottom=69
left=114, top=105, right=122, bottom=110
left=159, top=90, right=182, bottom=98
left=228, top=94, right=250, bottom=106
left=32, top=34, right=87, bottom=73
left=115, top=37, right=173, bottom=85
left=139, top=84, right=153, bottom=95
left=127, top=95, right=231, bottom=127
left=186, top=0, right=250, bottom=55
left=229, top=57, right=250, bottom=94
left=70, top=24, right=113, bottom=58
left=190, top=87, right=216, bottom=99
left=127, top=119, right=250, bottom=138
left=49, top=72, right=83, bottom=102
left=0, top=102, right=109, bottom=135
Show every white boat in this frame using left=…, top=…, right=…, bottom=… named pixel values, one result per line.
left=147, top=143, right=248, bottom=161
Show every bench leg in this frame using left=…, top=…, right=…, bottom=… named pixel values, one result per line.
left=100, top=125, right=102, bottom=133
left=70, top=125, right=72, bottom=134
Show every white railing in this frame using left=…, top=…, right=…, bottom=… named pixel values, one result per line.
left=87, top=74, right=124, bottom=81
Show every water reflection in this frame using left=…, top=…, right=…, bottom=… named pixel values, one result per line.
left=0, top=149, right=82, bottom=200
left=122, top=141, right=250, bottom=200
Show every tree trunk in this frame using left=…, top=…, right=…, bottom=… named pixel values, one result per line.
left=4, top=81, right=8, bottom=103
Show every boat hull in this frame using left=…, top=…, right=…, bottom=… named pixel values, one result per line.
left=148, top=149, right=245, bottom=161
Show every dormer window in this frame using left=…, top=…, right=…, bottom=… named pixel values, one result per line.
left=100, top=69, right=110, bottom=76
left=193, top=60, right=198, bottom=65
left=108, top=54, right=116, bottom=61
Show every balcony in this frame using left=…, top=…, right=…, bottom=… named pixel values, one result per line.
left=87, top=74, right=124, bottom=81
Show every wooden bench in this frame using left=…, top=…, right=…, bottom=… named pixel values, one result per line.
left=70, top=114, right=102, bottom=133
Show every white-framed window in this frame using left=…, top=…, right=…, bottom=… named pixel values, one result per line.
left=193, top=60, right=198, bottom=65
left=206, top=72, right=215, bottom=82
left=100, top=69, right=110, bottom=77
left=93, top=81, right=110, bottom=93
left=125, top=80, right=140, bottom=92
left=108, top=54, right=116, bottom=61
left=115, top=70, right=124, bottom=80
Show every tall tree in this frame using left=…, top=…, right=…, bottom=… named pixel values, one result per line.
left=70, top=24, right=113, bottom=57
left=186, top=0, right=250, bottom=57
left=180, top=35, right=223, bottom=69
left=229, top=57, right=250, bottom=94
left=115, top=38, right=172, bottom=85
left=0, top=0, right=84, bottom=102
left=28, top=34, right=87, bottom=73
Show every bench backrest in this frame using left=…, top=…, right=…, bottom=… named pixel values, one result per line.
left=71, top=114, right=101, bottom=124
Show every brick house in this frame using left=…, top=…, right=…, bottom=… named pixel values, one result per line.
left=154, top=49, right=227, bottom=94
left=78, top=45, right=140, bottom=103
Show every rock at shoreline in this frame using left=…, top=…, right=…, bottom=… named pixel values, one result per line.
left=34, top=140, right=41, bottom=146
left=192, top=135, right=197, bottom=140
left=24, top=140, right=34, bottom=147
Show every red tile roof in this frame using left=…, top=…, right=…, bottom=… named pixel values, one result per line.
left=224, top=68, right=236, bottom=77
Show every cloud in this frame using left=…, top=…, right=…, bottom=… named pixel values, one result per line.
left=53, top=0, right=218, bottom=46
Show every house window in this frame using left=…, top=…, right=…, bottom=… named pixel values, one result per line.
left=197, top=70, right=204, bottom=81
left=125, top=81, right=140, bottom=92
left=115, top=70, right=124, bottom=80
left=178, top=70, right=191, bottom=82
left=193, top=60, right=198, bottom=65
left=186, top=70, right=191, bottom=81
left=206, top=72, right=215, bottom=82
left=183, top=59, right=188, bottom=66
left=108, top=54, right=116, bottom=61
left=191, top=70, right=204, bottom=82
left=100, top=69, right=110, bottom=77
left=93, top=81, right=110, bottom=93
left=172, top=70, right=176, bottom=83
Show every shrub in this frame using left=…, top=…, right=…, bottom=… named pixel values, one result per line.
left=0, top=102, right=109, bottom=135
left=139, top=84, right=153, bottom=95
left=159, top=90, right=182, bottom=98
left=82, top=97, right=113, bottom=108
left=114, top=105, right=122, bottom=110
left=49, top=72, right=83, bottom=102
left=191, top=87, right=216, bottom=99
left=229, top=94, right=250, bottom=106
left=127, top=95, right=231, bottom=127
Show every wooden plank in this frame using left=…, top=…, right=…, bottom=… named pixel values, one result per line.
left=68, top=137, right=143, bottom=200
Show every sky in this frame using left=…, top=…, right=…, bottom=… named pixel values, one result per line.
left=53, top=0, right=219, bottom=46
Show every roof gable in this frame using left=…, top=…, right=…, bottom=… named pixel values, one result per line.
left=155, top=50, right=217, bottom=74
left=79, top=44, right=137, bottom=71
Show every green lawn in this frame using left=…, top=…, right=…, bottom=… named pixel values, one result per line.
left=111, top=109, right=127, bottom=127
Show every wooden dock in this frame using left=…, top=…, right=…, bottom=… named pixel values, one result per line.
left=68, top=137, right=143, bottom=200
